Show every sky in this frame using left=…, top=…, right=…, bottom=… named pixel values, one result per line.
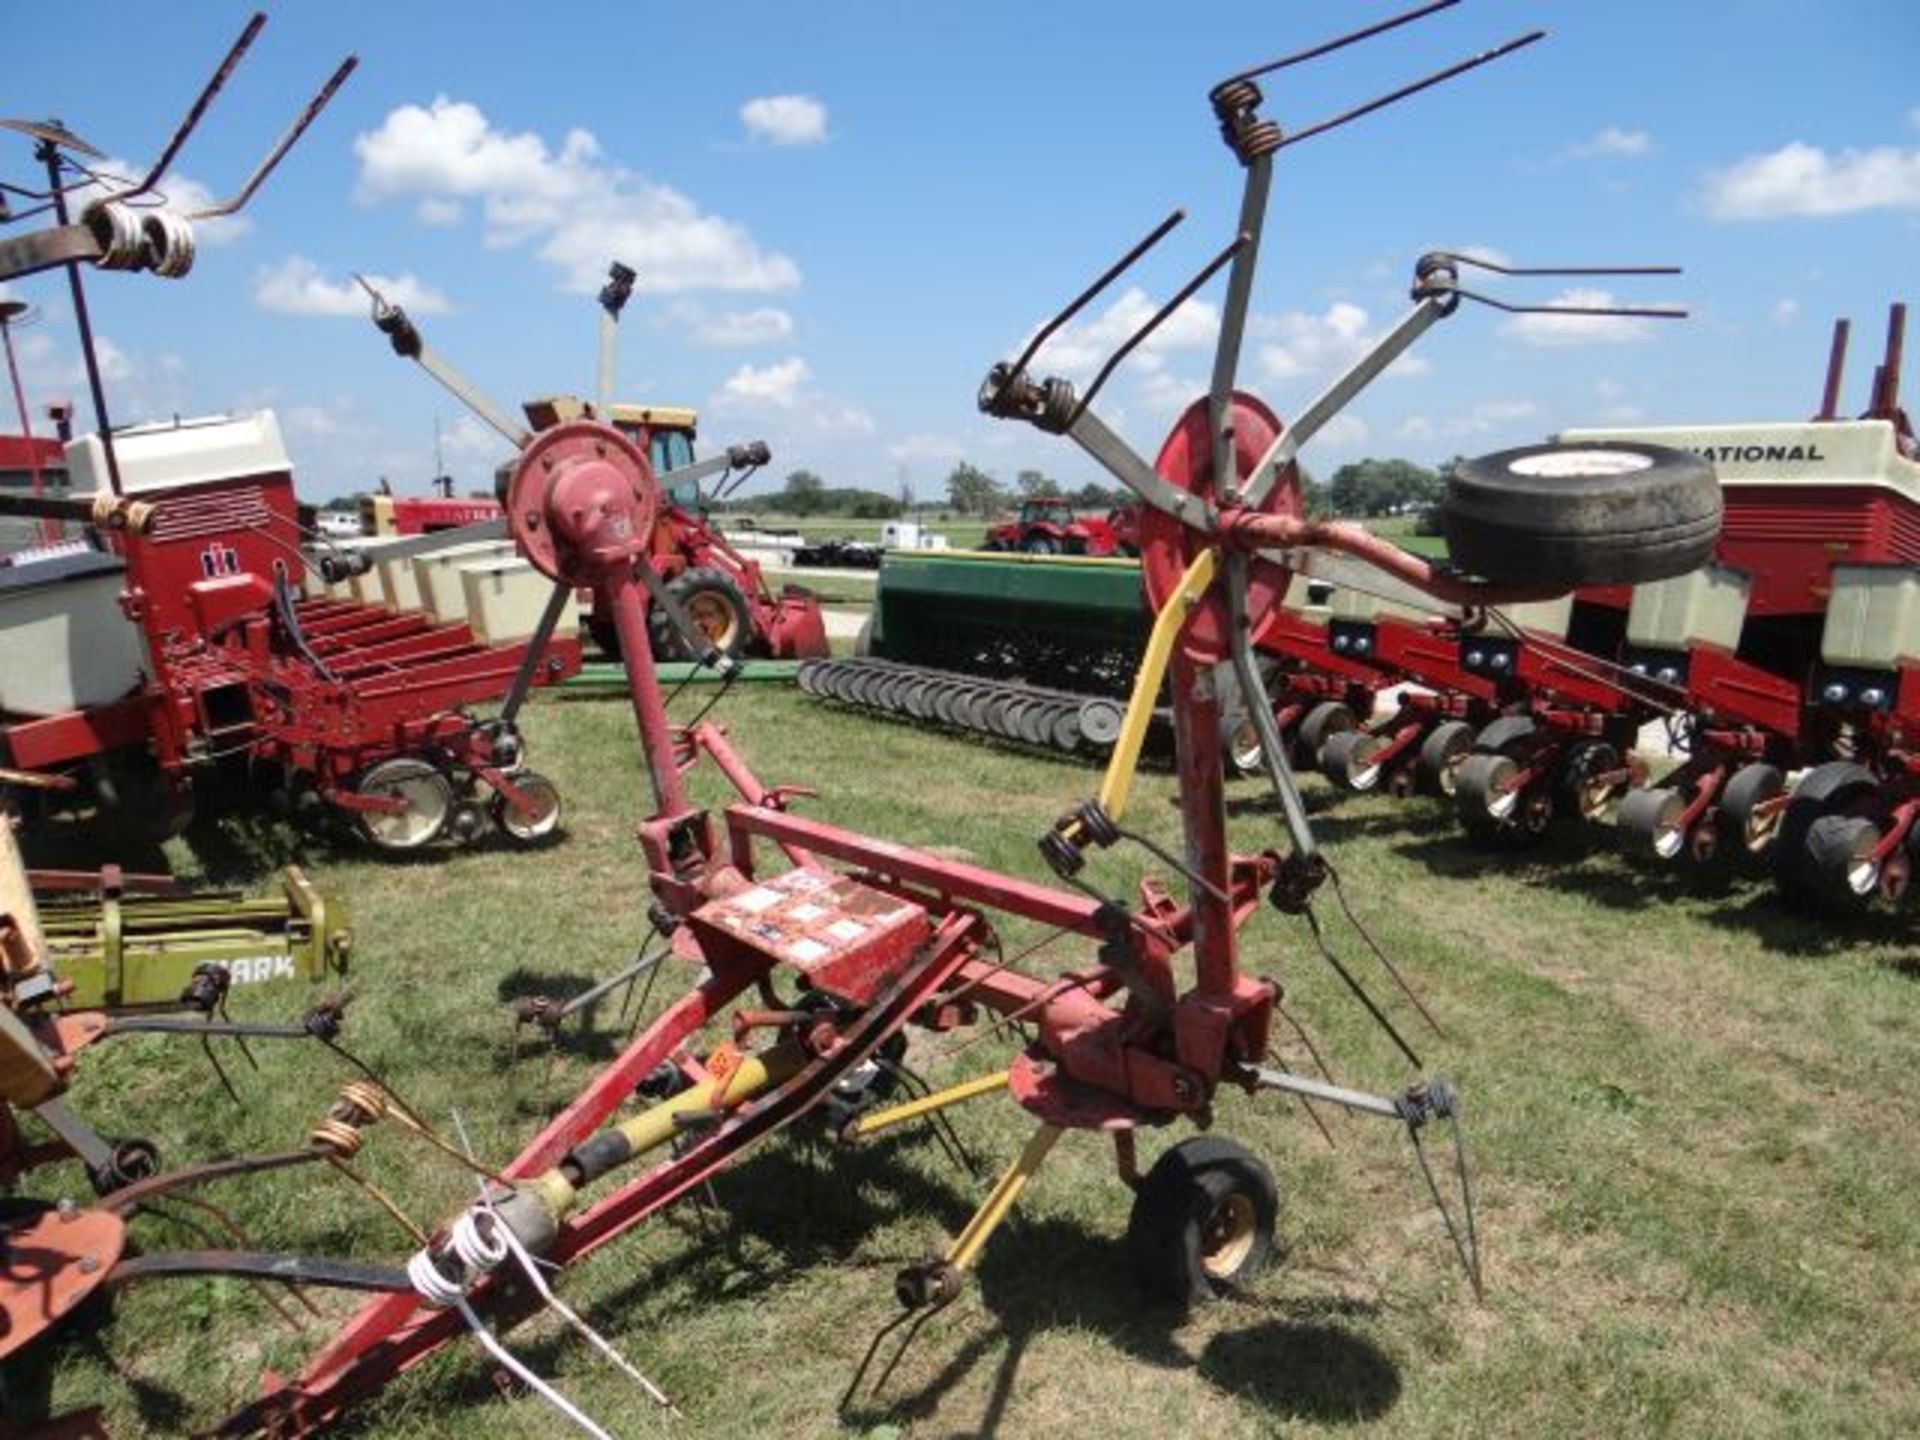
left=2, top=1, right=1917, bottom=503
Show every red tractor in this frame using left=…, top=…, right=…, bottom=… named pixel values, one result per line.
left=984, top=497, right=1134, bottom=556
left=523, top=395, right=829, bottom=662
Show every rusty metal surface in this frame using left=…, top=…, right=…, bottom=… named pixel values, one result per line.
left=689, top=868, right=931, bottom=1007
left=0, top=1202, right=126, bottom=1361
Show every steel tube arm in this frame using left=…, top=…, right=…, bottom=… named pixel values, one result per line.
left=1239, top=295, right=1450, bottom=507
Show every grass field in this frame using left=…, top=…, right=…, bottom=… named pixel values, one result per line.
left=13, top=688, right=1916, bottom=1438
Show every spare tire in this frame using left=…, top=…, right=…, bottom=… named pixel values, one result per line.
left=1442, top=441, right=1720, bottom=587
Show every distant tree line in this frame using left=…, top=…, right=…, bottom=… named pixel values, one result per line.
left=703, top=454, right=1458, bottom=527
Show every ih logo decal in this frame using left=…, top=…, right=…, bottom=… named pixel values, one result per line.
left=199, top=542, right=241, bottom=578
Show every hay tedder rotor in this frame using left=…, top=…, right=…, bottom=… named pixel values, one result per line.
left=5, top=6, right=1723, bottom=1435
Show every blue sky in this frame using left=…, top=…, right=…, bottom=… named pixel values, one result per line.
left=3, top=1, right=1917, bottom=501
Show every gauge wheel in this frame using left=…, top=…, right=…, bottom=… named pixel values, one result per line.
left=1804, top=813, right=1884, bottom=916
left=353, top=757, right=452, bottom=851
left=1774, top=761, right=1880, bottom=904
left=1127, top=1136, right=1278, bottom=1306
left=1453, top=751, right=1548, bottom=847
left=1320, top=729, right=1388, bottom=793
left=1617, top=786, right=1688, bottom=861
left=1415, top=720, right=1475, bottom=797
left=1294, top=701, right=1355, bottom=767
left=496, top=771, right=563, bottom=845
left=1558, top=740, right=1622, bottom=823
left=1716, top=762, right=1785, bottom=871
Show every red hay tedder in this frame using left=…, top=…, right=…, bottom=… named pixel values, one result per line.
left=0, top=7, right=1752, bottom=1437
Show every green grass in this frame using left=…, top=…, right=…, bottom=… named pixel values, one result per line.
left=13, top=691, right=1918, bottom=1437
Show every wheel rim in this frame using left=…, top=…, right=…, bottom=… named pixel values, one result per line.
left=1229, top=721, right=1264, bottom=774
left=356, top=759, right=451, bottom=850
left=1846, top=852, right=1881, bottom=897
left=684, top=591, right=741, bottom=650
left=1651, top=817, right=1686, bottom=859
left=1200, top=1192, right=1257, bottom=1279
left=1346, top=739, right=1385, bottom=791
left=500, top=774, right=561, bottom=841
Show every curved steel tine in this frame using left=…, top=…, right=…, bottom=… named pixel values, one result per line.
left=1071, top=231, right=1248, bottom=422
left=1439, top=252, right=1682, bottom=278
left=1449, top=285, right=1688, bottom=320
left=189, top=55, right=359, bottom=220
left=1219, top=0, right=1460, bottom=88
left=112, top=12, right=266, bottom=204
left=993, top=208, right=1186, bottom=401
left=1281, top=29, right=1547, bottom=151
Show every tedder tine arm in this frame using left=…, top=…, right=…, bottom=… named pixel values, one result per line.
left=496, top=580, right=578, bottom=730
left=1239, top=289, right=1454, bottom=510
left=595, top=263, right=636, bottom=420
left=187, top=53, right=360, bottom=220
left=1223, top=551, right=1318, bottom=860
left=357, top=276, right=532, bottom=448
left=112, top=12, right=267, bottom=205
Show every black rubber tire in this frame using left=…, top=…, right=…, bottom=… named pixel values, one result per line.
left=1716, top=762, right=1785, bottom=872
left=1295, top=702, right=1355, bottom=765
left=1455, top=751, right=1549, bottom=847
left=1442, top=441, right=1721, bottom=587
left=649, top=566, right=754, bottom=661
left=1126, top=1137, right=1278, bottom=1307
left=1804, top=813, right=1884, bottom=915
left=1616, top=785, right=1687, bottom=862
left=1320, top=729, right=1387, bottom=793
left=1021, top=535, right=1060, bottom=556
left=1471, top=714, right=1538, bottom=757
left=1415, top=720, right=1475, bottom=796
left=1558, top=740, right=1621, bottom=823
left=1774, top=761, right=1880, bottom=903
left=587, top=613, right=622, bottom=659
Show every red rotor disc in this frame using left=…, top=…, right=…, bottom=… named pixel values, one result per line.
left=1139, top=392, right=1301, bottom=663
left=500, top=420, right=658, bottom=585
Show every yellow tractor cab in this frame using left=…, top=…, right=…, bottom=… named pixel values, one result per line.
left=523, top=396, right=701, bottom=508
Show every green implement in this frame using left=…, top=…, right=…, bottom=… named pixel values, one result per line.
left=35, top=868, right=351, bottom=1009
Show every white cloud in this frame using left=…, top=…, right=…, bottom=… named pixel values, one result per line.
left=1500, top=289, right=1657, bottom=347
left=1397, top=399, right=1537, bottom=444
left=887, top=433, right=968, bottom=466
left=681, top=305, right=795, bottom=347
left=1315, top=414, right=1369, bottom=450
left=441, top=413, right=509, bottom=462
left=355, top=96, right=801, bottom=294
left=1772, top=297, right=1801, bottom=326
left=719, top=356, right=810, bottom=408
left=1026, top=286, right=1220, bottom=383
left=1704, top=140, right=1920, bottom=219
left=1566, top=126, right=1652, bottom=160
left=281, top=405, right=338, bottom=436
left=253, top=256, right=450, bottom=317
left=740, top=95, right=828, bottom=147
left=1255, top=301, right=1431, bottom=381
left=415, top=196, right=464, bottom=226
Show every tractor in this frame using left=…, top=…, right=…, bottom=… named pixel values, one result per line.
left=524, top=394, right=829, bottom=663
left=983, top=497, right=1134, bottom=556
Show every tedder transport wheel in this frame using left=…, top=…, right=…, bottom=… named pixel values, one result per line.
left=353, top=757, right=453, bottom=851
left=1617, top=786, right=1687, bottom=861
left=1441, top=442, right=1720, bottom=588
left=1803, top=814, right=1885, bottom=916
left=1415, top=720, right=1475, bottom=797
left=1127, top=1136, right=1278, bottom=1306
left=1294, top=701, right=1355, bottom=768
left=1320, top=729, right=1388, bottom=793
left=496, top=771, right=563, bottom=845
left=650, top=566, right=753, bottom=661
left=1716, top=762, right=1785, bottom=872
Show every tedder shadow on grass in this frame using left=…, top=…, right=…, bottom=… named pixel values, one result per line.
left=840, top=1216, right=1401, bottom=1438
